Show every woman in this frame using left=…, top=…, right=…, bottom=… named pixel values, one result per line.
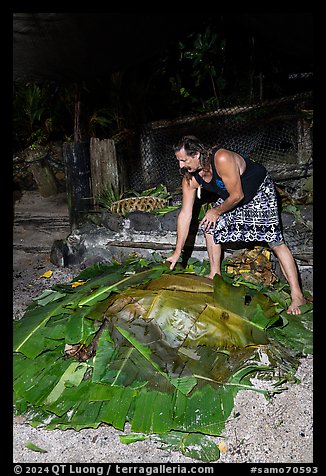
left=165, top=135, right=306, bottom=315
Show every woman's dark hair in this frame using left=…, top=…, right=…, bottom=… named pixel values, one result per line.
left=173, top=135, right=212, bottom=182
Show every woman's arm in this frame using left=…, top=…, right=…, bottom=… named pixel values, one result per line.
left=200, top=149, right=244, bottom=232
left=165, top=177, right=197, bottom=269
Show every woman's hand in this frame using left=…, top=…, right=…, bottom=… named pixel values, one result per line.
left=165, top=251, right=181, bottom=270
left=199, top=208, right=221, bottom=232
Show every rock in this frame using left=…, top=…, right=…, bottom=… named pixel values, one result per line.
left=159, top=208, right=180, bottom=231
left=126, top=211, right=161, bottom=231
left=101, top=211, right=124, bottom=232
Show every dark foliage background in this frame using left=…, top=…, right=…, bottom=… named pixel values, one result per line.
left=13, top=13, right=313, bottom=152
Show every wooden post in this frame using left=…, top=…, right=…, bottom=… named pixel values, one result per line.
left=63, top=141, right=92, bottom=230
left=89, top=137, right=121, bottom=206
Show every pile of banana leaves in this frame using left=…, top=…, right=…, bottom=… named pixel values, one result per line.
left=13, top=255, right=313, bottom=462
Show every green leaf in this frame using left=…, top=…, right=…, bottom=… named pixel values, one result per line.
left=25, top=441, right=48, bottom=453
left=14, top=349, right=73, bottom=406
left=13, top=302, right=68, bottom=358
left=131, top=389, right=175, bottom=433
left=115, top=326, right=197, bottom=395
left=213, top=274, right=278, bottom=326
left=33, top=289, right=66, bottom=306
left=97, top=386, right=135, bottom=430
left=267, top=310, right=313, bottom=355
left=172, top=385, right=226, bottom=435
left=44, top=362, right=87, bottom=405
left=153, top=431, right=220, bottom=462
left=119, top=433, right=149, bottom=444
left=181, top=433, right=220, bottom=462
left=65, top=311, right=100, bottom=344
left=77, top=267, right=167, bottom=307
left=169, top=376, right=198, bottom=395
left=92, top=329, right=116, bottom=382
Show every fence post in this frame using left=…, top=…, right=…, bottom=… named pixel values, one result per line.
left=63, top=140, right=92, bottom=230
left=89, top=137, right=121, bottom=206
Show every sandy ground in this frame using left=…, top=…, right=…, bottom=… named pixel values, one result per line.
left=12, top=191, right=314, bottom=465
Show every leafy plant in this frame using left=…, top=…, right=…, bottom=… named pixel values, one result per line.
left=177, top=24, right=226, bottom=110
left=13, top=82, right=54, bottom=149
left=97, top=183, right=124, bottom=209
left=123, top=183, right=171, bottom=200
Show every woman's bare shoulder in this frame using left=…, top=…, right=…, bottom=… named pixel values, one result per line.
left=214, top=148, right=233, bottom=162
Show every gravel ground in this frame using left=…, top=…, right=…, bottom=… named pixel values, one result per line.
left=12, top=192, right=314, bottom=465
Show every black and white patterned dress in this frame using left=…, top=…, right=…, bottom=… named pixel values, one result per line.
left=205, top=173, right=284, bottom=246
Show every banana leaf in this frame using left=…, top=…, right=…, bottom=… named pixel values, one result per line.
left=120, top=431, right=221, bottom=462
left=13, top=258, right=313, bottom=461
left=153, top=432, right=221, bottom=462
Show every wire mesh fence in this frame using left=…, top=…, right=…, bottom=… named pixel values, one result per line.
left=120, top=91, right=312, bottom=193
